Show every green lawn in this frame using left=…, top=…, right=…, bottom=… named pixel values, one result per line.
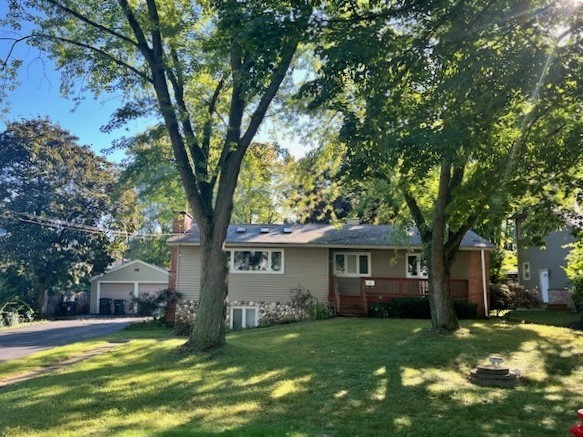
left=507, top=309, right=582, bottom=327
left=0, top=318, right=582, bottom=436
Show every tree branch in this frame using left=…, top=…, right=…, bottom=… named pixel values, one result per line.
left=8, top=34, right=153, bottom=83
left=116, top=0, right=153, bottom=60
left=239, top=38, right=299, bottom=151
left=402, top=188, right=431, bottom=243
left=44, top=0, right=139, bottom=48
left=203, top=76, right=225, bottom=157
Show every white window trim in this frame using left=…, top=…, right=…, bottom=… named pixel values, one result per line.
left=228, top=249, right=284, bottom=274
left=230, top=306, right=258, bottom=329
left=406, top=253, right=428, bottom=279
left=522, top=262, right=531, bottom=281
left=333, top=252, right=372, bottom=277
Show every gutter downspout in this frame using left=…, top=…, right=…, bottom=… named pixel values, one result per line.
left=481, top=249, right=489, bottom=317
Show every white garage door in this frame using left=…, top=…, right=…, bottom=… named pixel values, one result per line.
left=100, top=283, right=134, bottom=314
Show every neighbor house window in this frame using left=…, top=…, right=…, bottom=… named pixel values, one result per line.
left=334, top=252, right=371, bottom=277
left=231, top=307, right=258, bottom=330
left=406, top=254, right=428, bottom=278
left=522, top=262, right=531, bottom=281
left=228, top=249, right=284, bottom=273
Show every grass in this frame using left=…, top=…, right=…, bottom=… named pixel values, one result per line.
left=0, top=318, right=581, bottom=436
left=507, top=309, right=582, bottom=327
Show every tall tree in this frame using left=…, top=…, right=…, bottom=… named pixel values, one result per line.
left=232, top=142, right=288, bottom=224
left=303, top=1, right=582, bottom=329
left=0, top=119, right=133, bottom=317
left=3, top=1, right=316, bottom=349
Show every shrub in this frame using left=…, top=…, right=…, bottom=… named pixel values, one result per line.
left=386, top=297, right=478, bottom=319
left=289, top=285, right=333, bottom=321
left=570, top=279, right=583, bottom=313
left=453, top=300, right=478, bottom=319
left=564, top=240, right=583, bottom=312
left=133, top=289, right=181, bottom=320
left=490, top=282, right=539, bottom=315
left=368, top=302, right=390, bottom=318
left=0, top=297, right=35, bottom=327
left=387, top=297, right=431, bottom=319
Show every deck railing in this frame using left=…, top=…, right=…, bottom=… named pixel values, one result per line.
left=360, top=277, right=469, bottom=300
left=328, top=275, right=469, bottom=315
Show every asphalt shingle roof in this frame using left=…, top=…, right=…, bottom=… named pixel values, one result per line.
left=168, top=224, right=495, bottom=249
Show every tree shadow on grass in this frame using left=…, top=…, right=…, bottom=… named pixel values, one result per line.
left=0, top=319, right=581, bottom=436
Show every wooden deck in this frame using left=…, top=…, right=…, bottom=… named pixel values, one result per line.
left=329, top=276, right=470, bottom=316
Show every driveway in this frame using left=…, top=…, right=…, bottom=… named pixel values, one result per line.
left=0, top=318, right=142, bottom=362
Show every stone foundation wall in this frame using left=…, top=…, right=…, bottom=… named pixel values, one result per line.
left=175, top=299, right=316, bottom=326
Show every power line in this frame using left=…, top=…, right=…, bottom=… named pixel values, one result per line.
left=4, top=211, right=179, bottom=239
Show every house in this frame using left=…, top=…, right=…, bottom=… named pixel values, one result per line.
left=516, top=224, right=578, bottom=310
left=168, top=221, right=494, bottom=328
left=89, top=260, right=169, bottom=315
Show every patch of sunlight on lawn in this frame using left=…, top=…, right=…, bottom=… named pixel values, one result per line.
left=271, top=375, right=311, bottom=399
left=511, top=340, right=548, bottom=381
left=195, top=401, right=260, bottom=428
left=372, top=366, right=386, bottom=376
left=401, top=366, right=489, bottom=398
left=371, top=377, right=387, bottom=401
left=393, top=416, right=412, bottom=430
left=334, top=389, right=348, bottom=399
left=450, top=388, right=507, bottom=406
left=241, top=370, right=282, bottom=386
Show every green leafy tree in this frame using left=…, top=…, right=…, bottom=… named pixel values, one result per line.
left=304, top=1, right=582, bottom=329
left=284, top=141, right=353, bottom=223
left=232, top=142, right=288, bottom=224
left=0, top=119, right=134, bottom=317
left=3, top=1, right=317, bottom=349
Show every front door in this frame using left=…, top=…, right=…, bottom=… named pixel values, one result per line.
left=539, top=269, right=550, bottom=304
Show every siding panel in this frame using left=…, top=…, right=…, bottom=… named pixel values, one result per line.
left=177, top=246, right=201, bottom=300
left=228, top=247, right=329, bottom=302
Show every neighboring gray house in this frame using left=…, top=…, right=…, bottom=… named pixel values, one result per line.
left=516, top=225, right=577, bottom=308
left=168, top=223, right=494, bottom=328
left=89, top=260, right=169, bottom=315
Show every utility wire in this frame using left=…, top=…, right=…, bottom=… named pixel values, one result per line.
left=4, top=211, right=180, bottom=239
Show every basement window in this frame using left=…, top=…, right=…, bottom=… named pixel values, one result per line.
left=231, top=307, right=258, bottom=330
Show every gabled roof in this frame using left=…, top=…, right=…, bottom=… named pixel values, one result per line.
left=168, top=224, right=495, bottom=250
left=90, top=259, right=169, bottom=282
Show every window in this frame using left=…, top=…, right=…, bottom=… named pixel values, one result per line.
left=334, top=252, right=371, bottom=277
left=231, top=307, right=258, bottom=330
left=228, top=249, right=284, bottom=273
left=406, top=254, right=428, bottom=278
left=522, top=262, right=531, bottom=281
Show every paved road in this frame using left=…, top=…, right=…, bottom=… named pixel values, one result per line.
left=0, top=318, right=142, bottom=362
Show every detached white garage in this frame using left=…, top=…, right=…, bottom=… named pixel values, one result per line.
left=89, top=260, right=169, bottom=315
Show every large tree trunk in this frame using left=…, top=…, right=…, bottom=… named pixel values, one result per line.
left=428, top=245, right=459, bottom=330
left=36, top=276, right=48, bottom=319
left=428, top=160, right=460, bottom=331
left=184, top=226, right=229, bottom=351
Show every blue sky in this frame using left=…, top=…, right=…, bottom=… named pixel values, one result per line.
left=1, top=53, right=309, bottom=164
left=0, top=35, right=156, bottom=163
left=0, top=13, right=309, bottom=164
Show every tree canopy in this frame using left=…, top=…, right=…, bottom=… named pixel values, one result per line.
left=2, top=0, right=318, bottom=349
left=303, top=0, right=582, bottom=329
left=0, top=118, right=134, bottom=316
